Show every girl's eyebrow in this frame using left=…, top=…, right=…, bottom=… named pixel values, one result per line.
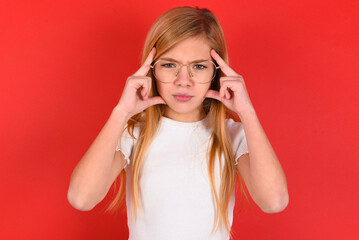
left=158, top=57, right=211, bottom=63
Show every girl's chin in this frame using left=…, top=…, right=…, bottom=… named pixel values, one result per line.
left=164, top=102, right=203, bottom=115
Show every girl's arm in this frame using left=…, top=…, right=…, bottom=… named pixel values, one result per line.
left=67, top=107, right=129, bottom=211
left=67, top=48, right=165, bottom=211
left=206, top=49, right=289, bottom=213
left=236, top=108, right=289, bottom=213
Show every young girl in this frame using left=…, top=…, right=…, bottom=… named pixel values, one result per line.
left=67, top=6, right=289, bottom=240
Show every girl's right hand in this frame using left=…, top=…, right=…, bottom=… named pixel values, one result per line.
left=116, top=47, right=166, bottom=119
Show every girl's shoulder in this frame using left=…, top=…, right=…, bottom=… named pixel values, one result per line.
left=123, top=112, right=146, bottom=137
left=225, top=117, right=245, bottom=139
left=225, top=118, right=248, bottom=160
left=123, top=122, right=143, bottom=140
left=225, top=117, right=244, bottom=129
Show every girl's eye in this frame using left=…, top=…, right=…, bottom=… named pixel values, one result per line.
left=193, top=64, right=207, bottom=70
left=161, top=63, right=176, bottom=68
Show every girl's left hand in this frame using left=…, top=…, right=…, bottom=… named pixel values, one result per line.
left=205, top=49, right=255, bottom=117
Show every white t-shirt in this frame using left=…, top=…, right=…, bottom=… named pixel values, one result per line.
left=116, top=115, right=248, bottom=240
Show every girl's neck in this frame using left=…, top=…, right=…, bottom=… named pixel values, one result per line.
left=163, top=108, right=207, bottom=123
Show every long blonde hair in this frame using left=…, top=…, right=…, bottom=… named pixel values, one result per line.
left=107, top=6, right=249, bottom=238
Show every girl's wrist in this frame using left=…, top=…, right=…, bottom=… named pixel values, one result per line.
left=236, top=107, right=257, bottom=122
left=112, top=105, right=132, bottom=122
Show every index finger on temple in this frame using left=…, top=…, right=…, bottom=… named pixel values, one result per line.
left=134, top=47, right=156, bottom=76
left=210, top=49, right=237, bottom=76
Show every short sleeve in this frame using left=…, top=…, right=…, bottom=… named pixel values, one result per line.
left=226, top=118, right=249, bottom=165
left=115, top=125, right=139, bottom=168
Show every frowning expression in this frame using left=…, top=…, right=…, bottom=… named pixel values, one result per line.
left=154, top=36, right=213, bottom=122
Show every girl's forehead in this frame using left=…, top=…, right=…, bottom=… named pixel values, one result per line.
left=160, top=37, right=212, bottom=62
left=158, top=57, right=211, bottom=63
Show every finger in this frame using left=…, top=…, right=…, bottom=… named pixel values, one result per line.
left=134, top=47, right=156, bottom=76
left=140, top=79, right=151, bottom=100
left=128, top=76, right=149, bottom=87
left=219, top=85, right=227, bottom=99
left=139, top=76, right=152, bottom=100
left=225, top=91, right=231, bottom=100
left=223, top=88, right=230, bottom=100
left=140, top=81, right=149, bottom=100
left=205, top=90, right=231, bottom=106
left=128, top=76, right=149, bottom=100
left=144, top=96, right=166, bottom=108
left=220, top=81, right=233, bottom=100
left=141, top=87, right=147, bottom=100
left=145, top=76, right=152, bottom=99
left=220, top=75, right=244, bottom=82
left=205, top=89, right=221, bottom=101
left=210, top=49, right=238, bottom=76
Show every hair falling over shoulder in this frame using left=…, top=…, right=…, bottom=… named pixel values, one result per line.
left=106, top=6, right=249, bottom=238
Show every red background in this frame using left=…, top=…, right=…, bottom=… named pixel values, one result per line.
left=1, top=0, right=358, bottom=239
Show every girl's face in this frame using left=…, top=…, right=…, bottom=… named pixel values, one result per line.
left=155, top=36, right=213, bottom=122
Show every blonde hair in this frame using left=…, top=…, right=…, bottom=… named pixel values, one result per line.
left=107, top=6, right=249, bottom=238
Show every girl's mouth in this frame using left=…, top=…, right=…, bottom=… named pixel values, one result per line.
left=173, top=94, right=193, bottom=102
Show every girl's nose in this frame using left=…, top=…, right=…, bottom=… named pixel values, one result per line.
left=174, top=65, right=193, bottom=86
